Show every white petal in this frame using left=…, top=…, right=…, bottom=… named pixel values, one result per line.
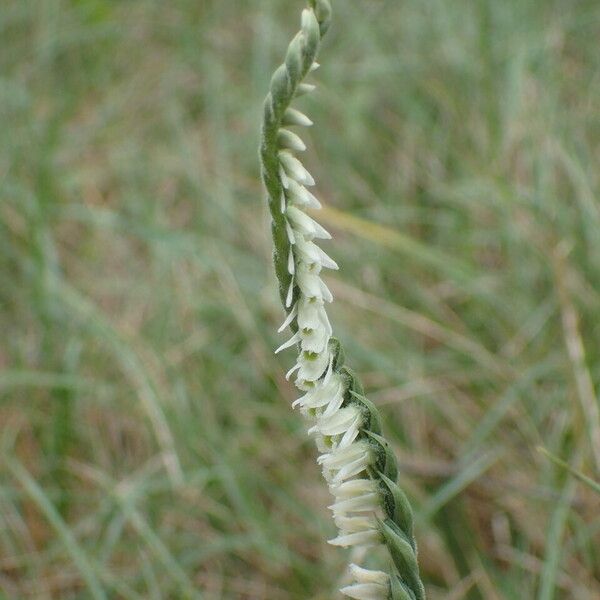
left=328, top=530, right=380, bottom=547
left=332, top=449, right=372, bottom=483
left=275, top=331, right=300, bottom=354
left=285, top=276, right=295, bottom=308
left=295, top=236, right=335, bottom=266
left=285, top=220, right=296, bottom=245
left=320, top=278, right=333, bottom=302
left=318, top=441, right=370, bottom=470
left=278, top=303, right=298, bottom=333
left=285, top=362, right=301, bottom=380
left=279, top=164, right=289, bottom=189
left=314, top=406, right=361, bottom=436
left=338, top=415, right=362, bottom=448
left=321, top=381, right=345, bottom=417
left=288, top=248, right=295, bottom=274
left=293, top=373, right=343, bottom=410
left=315, top=434, right=330, bottom=453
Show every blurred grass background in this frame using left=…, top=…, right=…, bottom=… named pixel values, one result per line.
left=1, top=0, right=600, bottom=598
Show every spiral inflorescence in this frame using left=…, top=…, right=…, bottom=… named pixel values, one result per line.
left=259, top=2, right=426, bottom=599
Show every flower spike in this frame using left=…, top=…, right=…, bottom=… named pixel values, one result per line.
left=259, top=2, right=426, bottom=599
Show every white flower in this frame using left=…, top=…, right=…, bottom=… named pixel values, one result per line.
left=279, top=151, right=315, bottom=186
left=318, top=440, right=370, bottom=471
left=329, top=478, right=378, bottom=499
left=349, top=564, right=389, bottom=586
left=293, top=372, right=343, bottom=411
left=278, top=128, right=307, bottom=152
left=329, top=492, right=380, bottom=516
left=297, top=348, right=330, bottom=382
left=296, top=263, right=333, bottom=302
left=283, top=106, right=313, bottom=127
left=295, top=82, right=316, bottom=97
left=340, top=582, right=389, bottom=600
left=309, top=405, right=361, bottom=437
left=297, top=296, right=331, bottom=332
left=294, top=236, right=338, bottom=269
left=276, top=303, right=331, bottom=355
left=287, top=205, right=331, bottom=240
left=287, top=179, right=322, bottom=209
left=299, top=325, right=330, bottom=354
left=334, top=515, right=378, bottom=535
left=341, top=566, right=390, bottom=600
left=322, top=441, right=373, bottom=484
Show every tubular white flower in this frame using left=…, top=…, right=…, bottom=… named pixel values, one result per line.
left=297, top=296, right=331, bottom=332
left=293, top=374, right=342, bottom=409
left=318, top=440, right=370, bottom=470
left=287, top=205, right=332, bottom=240
left=329, top=492, right=380, bottom=516
left=309, top=405, right=361, bottom=436
left=282, top=106, right=313, bottom=127
left=334, top=515, right=378, bottom=535
left=297, top=349, right=330, bottom=381
left=294, top=236, right=338, bottom=268
left=295, top=82, right=316, bottom=96
left=327, top=443, right=373, bottom=483
left=329, top=478, right=378, bottom=499
left=296, top=264, right=334, bottom=302
left=340, top=583, right=389, bottom=600
left=349, top=564, right=390, bottom=586
left=341, top=566, right=390, bottom=600
left=301, top=7, right=313, bottom=30
left=287, top=179, right=322, bottom=209
left=278, top=128, right=307, bottom=152
left=299, top=325, right=330, bottom=354
left=279, top=150, right=315, bottom=186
